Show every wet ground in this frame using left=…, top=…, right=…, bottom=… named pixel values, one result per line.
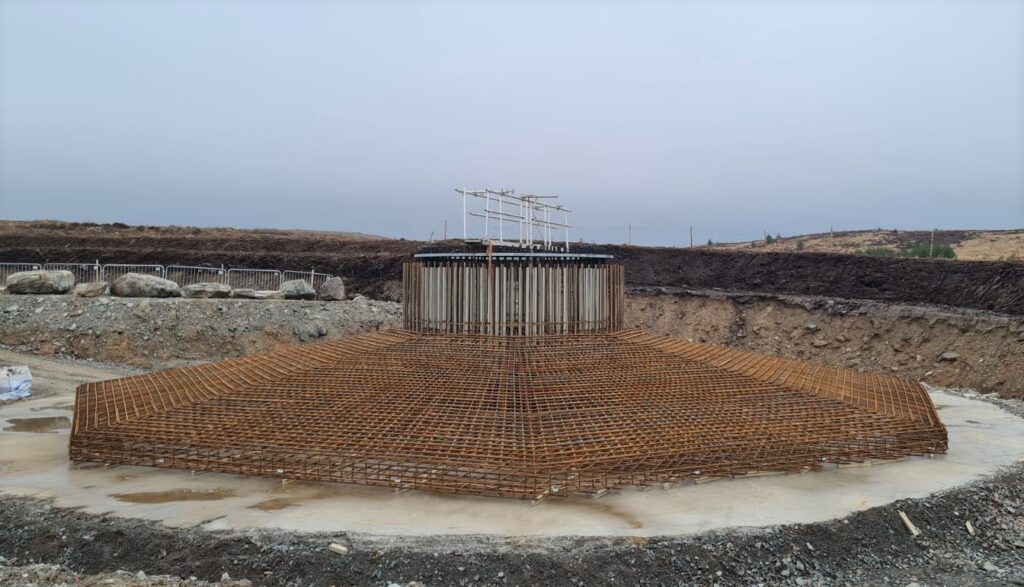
left=2, top=351, right=1024, bottom=540
left=1, top=350, right=1023, bottom=585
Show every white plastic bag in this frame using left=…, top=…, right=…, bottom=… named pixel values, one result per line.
left=0, top=366, right=32, bottom=401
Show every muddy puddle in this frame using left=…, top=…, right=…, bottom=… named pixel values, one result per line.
left=30, top=403, right=74, bottom=412
left=249, top=482, right=351, bottom=511
left=111, top=488, right=236, bottom=504
left=3, top=416, right=71, bottom=433
left=573, top=500, right=645, bottom=529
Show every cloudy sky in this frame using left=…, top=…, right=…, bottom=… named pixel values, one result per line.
left=0, top=0, right=1020, bottom=246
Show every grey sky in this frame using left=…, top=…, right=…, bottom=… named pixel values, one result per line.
left=1, top=0, right=1021, bottom=246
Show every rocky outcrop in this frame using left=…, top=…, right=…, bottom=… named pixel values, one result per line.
left=110, top=274, right=181, bottom=298
left=626, top=288, right=1024, bottom=398
left=73, top=282, right=109, bottom=298
left=281, top=279, right=316, bottom=300
left=319, top=277, right=346, bottom=301
left=231, top=289, right=285, bottom=300
left=181, top=283, right=232, bottom=299
left=0, top=295, right=401, bottom=367
left=5, top=270, right=74, bottom=294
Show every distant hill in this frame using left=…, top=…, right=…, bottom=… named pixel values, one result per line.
left=0, top=220, right=391, bottom=242
left=707, top=228, right=1024, bottom=262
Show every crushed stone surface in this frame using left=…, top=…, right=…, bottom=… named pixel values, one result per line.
left=0, top=294, right=401, bottom=369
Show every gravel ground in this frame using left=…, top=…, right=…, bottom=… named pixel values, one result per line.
left=0, top=294, right=401, bottom=367
left=1, top=389, right=1022, bottom=586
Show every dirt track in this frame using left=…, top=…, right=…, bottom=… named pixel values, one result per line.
left=3, top=221, right=1024, bottom=314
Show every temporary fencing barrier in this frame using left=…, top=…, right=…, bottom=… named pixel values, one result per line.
left=1, top=261, right=335, bottom=295
left=227, top=268, right=281, bottom=291
left=102, top=264, right=165, bottom=282
left=43, top=263, right=102, bottom=284
left=165, top=265, right=226, bottom=286
left=0, top=263, right=42, bottom=283
left=282, top=270, right=333, bottom=292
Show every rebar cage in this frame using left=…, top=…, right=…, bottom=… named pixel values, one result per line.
left=70, top=329, right=947, bottom=499
left=69, top=237, right=948, bottom=499
left=403, top=250, right=624, bottom=335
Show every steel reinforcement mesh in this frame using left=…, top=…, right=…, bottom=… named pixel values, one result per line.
left=70, top=329, right=947, bottom=499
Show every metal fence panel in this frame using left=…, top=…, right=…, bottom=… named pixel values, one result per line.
left=165, top=265, right=226, bottom=286
left=2, top=262, right=344, bottom=295
left=0, top=262, right=42, bottom=283
left=282, top=270, right=333, bottom=293
left=44, top=263, right=103, bottom=284
left=102, top=264, right=165, bottom=282
left=227, top=268, right=281, bottom=291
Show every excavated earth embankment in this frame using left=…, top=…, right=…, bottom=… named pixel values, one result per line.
left=1, top=291, right=1021, bottom=397
left=4, top=221, right=1024, bottom=313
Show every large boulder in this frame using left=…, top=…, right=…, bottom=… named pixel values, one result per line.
left=280, top=279, right=316, bottom=300
left=182, top=282, right=232, bottom=299
left=318, top=277, right=346, bottom=301
left=73, top=281, right=109, bottom=298
left=5, top=270, right=74, bottom=294
left=110, top=273, right=181, bottom=298
left=231, top=288, right=285, bottom=300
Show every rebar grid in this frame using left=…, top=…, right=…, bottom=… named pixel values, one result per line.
left=70, top=329, right=947, bottom=499
left=403, top=258, right=625, bottom=335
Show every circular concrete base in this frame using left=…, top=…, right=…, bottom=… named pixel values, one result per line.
left=1, top=390, right=1022, bottom=537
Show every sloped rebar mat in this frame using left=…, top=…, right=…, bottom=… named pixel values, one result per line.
left=70, top=329, right=947, bottom=499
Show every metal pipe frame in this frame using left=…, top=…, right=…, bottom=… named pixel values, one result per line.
left=456, top=188, right=571, bottom=251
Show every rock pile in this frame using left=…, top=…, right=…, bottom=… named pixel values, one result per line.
left=0, top=294, right=401, bottom=366
left=181, top=283, right=232, bottom=299
left=5, top=270, right=75, bottom=294
left=319, top=277, right=346, bottom=301
left=4, top=271, right=349, bottom=301
left=110, top=274, right=182, bottom=298
left=281, top=279, right=316, bottom=300
left=73, top=282, right=109, bottom=298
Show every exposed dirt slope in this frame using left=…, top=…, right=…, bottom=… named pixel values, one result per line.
left=0, top=221, right=417, bottom=300
left=3, top=292, right=1021, bottom=397
left=627, top=288, right=1024, bottom=398
left=0, top=295, right=400, bottom=369
left=4, top=221, right=1024, bottom=314
left=608, top=245, right=1024, bottom=316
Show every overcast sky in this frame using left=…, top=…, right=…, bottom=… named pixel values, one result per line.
left=1, top=1, right=1021, bottom=246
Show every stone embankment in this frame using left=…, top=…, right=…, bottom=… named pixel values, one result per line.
left=2, top=287, right=1022, bottom=396
left=4, top=270, right=345, bottom=301
left=626, top=287, right=1024, bottom=398
left=0, top=295, right=400, bottom=368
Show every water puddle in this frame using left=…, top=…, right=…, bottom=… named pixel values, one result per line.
left=3, top=416, right=71, bottom=433
left=249, top=483, right=343, bottom=511
left=111, top=488, right=236, bottom=504
left=560, top=499, right=645, bottom=529
left=251, top=497, right=302, bottom=511
left=30, top=403, right=74, bottom=412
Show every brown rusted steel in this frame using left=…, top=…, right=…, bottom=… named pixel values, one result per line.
left=70, top=328, right=947, bottom=499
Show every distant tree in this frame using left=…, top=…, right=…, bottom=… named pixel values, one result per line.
left=905, top=242, right=955, bottom=259
left=707, top=239, right=713, bottom=246
left=775, top=233, right=782, bottom=240
left=862, top=247, right=898, bottom=258
left=765, top=234, right=775, bottom=245
left=796, top=240, right=806, bottom=251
